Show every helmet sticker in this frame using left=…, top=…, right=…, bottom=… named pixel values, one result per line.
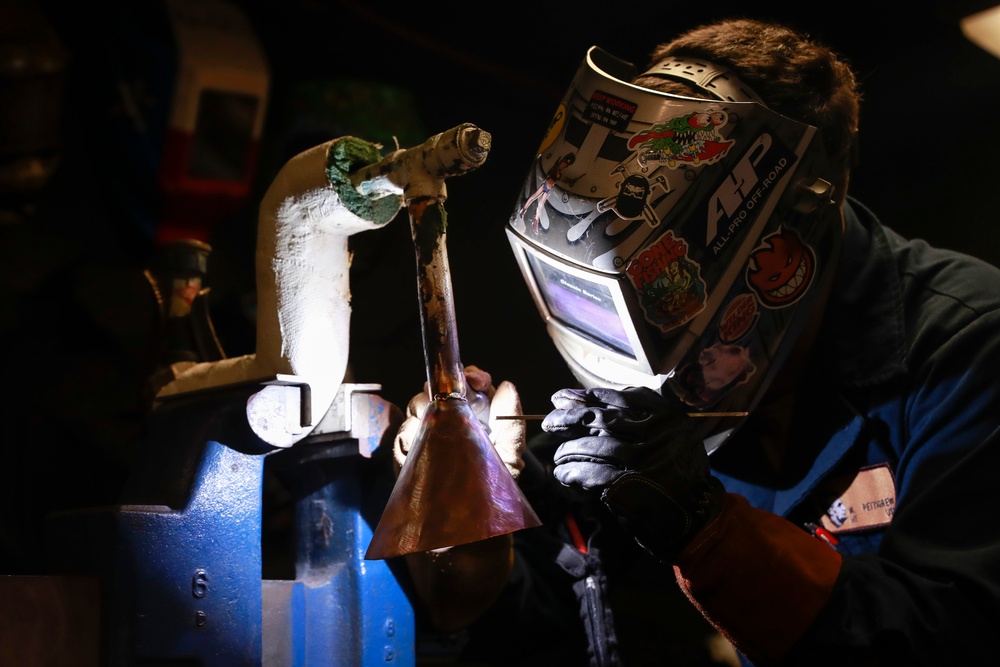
left=746, top=227, right=817, bottom=308
left=627, top=110, right=733, bottom=168
left=704, top=131, right=798, bottom=253
left=625, top=230, right=707, bottom=332
left=585, top=90, right=638, bottom=130
left=535, top=103, right=567, bottom=156
left=596, top=170, right=670, bottom=226
left=672, top=342, right=756, bottom=408
left=518, top=153, right=579, bottom=233
left=718, top=292, right=760, bottom=344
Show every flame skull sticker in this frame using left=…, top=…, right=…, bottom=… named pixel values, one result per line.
left=746, top=227, right=816, bottom=307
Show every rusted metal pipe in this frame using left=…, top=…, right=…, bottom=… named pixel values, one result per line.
left=410, top=198, right=467, bottom=401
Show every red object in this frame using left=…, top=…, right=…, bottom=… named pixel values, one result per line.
left=156, top=127, right=261, bottom=244
left=564, top=513, right=588, bottom=554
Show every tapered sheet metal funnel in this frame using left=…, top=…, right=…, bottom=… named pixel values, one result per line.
left=365, top=141, right=541, bottom=558
left=365, top=394, right=540, bottom=558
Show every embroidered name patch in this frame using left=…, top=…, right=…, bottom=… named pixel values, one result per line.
left=819, top=463, right=896, bottom=534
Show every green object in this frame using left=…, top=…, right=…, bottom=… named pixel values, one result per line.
left=325, top=136, right=400, bottom=225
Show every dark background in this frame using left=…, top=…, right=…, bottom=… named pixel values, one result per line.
left=3, top=0, right=1000, bottom=573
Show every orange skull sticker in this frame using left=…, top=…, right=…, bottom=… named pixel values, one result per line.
left=746, top=227, right=816, bottom=307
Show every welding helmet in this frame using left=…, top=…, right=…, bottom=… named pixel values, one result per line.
left=506, top=46, right=843, bottom=451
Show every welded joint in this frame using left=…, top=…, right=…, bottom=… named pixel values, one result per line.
left=350, top=123, right=491, bottom=203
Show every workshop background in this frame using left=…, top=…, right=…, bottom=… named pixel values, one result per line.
left=2, top=0, right=1000, bottom=577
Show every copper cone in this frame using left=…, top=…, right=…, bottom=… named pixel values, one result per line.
left=365, top=396, right=541, bottom=559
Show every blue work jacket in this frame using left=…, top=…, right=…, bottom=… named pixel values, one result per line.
left=710, top=197, right=1000, bottom=664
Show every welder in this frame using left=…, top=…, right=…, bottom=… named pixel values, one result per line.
left=395, top=18, right=1000, bottom=667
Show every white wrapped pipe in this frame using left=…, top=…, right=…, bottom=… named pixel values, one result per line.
left=156, top=136, right=400, bottom=448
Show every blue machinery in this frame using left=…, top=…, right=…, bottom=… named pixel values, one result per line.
left=46, top=381, right=413, bottom=666
left=3, top=125, right=498, bottom=665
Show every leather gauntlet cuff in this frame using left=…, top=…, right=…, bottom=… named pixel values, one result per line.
left=673, top=493, right=842, bottom=663
left=600, top=472, right=725, bottom=562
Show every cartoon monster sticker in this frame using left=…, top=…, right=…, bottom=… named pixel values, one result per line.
left=628, top=111, right=734, bottom=168
left=746, top=227, right=816, bottom=307
left=626, top=230, right=707, bottom=331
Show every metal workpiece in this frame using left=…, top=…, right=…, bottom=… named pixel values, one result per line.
left=350, top=122, right=492, bottom=203
left=411, top=199, right=465, bottom=399
left=13, top=125, right=508, bottom=663
left=366, top=127, right=540, bottom=560
left=156, top=136, right=400, bottom=449
left=156, top=125, right=491, bottom=450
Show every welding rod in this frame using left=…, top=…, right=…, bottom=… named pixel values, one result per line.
left=496, top=412, right=749, bottom=420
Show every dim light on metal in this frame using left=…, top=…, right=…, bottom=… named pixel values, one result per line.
left=962, top=5, right=1000, bottom=59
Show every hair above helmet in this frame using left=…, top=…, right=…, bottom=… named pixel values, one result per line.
left=506, top=46, right=843, bottom=452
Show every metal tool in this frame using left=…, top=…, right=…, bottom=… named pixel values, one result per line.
left=495, top=411, right=750, bottom=420
left=14, top=126, right=525, bottom=665
left=364, top=124, right=541, bottom=560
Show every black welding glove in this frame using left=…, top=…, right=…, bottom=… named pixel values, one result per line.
left=542, top=386, right=725, bottom=563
